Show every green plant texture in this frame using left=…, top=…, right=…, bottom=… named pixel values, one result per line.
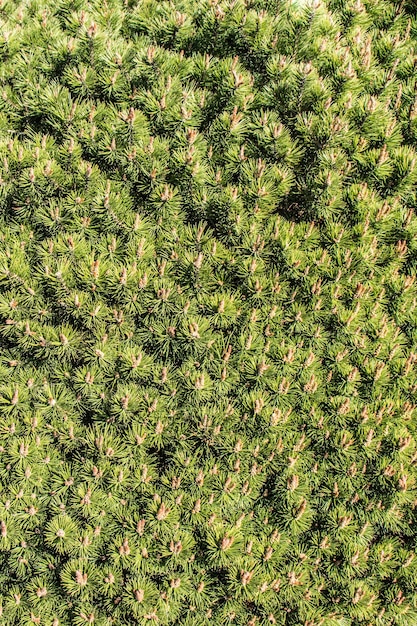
left=1, top=0, right=417, bottom=624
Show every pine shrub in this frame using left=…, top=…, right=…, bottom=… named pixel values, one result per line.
left=1, top=0, right=417, bottom=624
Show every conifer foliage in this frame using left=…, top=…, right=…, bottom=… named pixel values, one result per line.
left=1, top=0, right=417, bottom=624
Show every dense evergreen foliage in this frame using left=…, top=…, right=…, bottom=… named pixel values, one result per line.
left=1, top=0, right=417, bottom=624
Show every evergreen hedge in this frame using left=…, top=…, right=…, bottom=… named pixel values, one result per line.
left=1, top=0, right=417, bottom=624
